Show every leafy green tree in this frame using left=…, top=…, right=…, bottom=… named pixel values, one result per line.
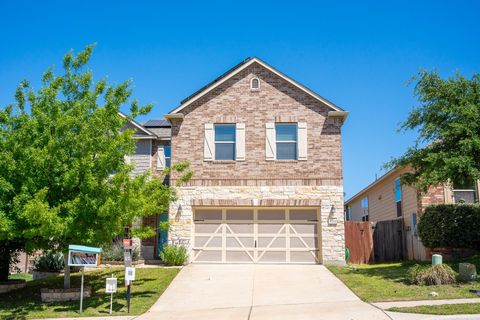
left=0, top=45, right=189, bottom=286
left=388, top=70, right=480, bottom=191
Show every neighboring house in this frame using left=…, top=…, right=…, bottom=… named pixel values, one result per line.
left=161, top=57, right=349, bottom=265
left=121, top=114, right=172, bottom=260
left=345, top=166, right=480, bottom=260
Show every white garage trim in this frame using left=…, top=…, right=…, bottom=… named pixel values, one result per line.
left=192, top=207, right=321, bottom=264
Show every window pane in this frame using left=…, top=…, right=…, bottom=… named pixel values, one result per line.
left=453, top=178, right=476, bottom=190
left=215, top=143, right=235, bottom=160
left=215, top=124, right=235, bottom=142
left=276, top=142, right=296, bottom=160
left=395, top=178, right=402, bottom=202
left=164, top=145, right=171, bottom=158
left=396, top=201, right=402, bottom=217
left=276, top=124, right=297, bottom=141
left=165, top=158, right=171, bottom=168
left=454, top=191, right=476, bottom=204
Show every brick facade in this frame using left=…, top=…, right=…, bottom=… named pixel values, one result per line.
left=169, top=63, right=343, bottom=185
left=168, top=61, right=347, bottom=265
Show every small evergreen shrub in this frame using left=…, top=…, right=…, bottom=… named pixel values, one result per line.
left=102, top=240, right=140, bottom=262
left=418, top=204, right=480, bottom=249
left=407, top=264, right=457, bottom=285
left=33, top=251, right=65, bottom=272
left=159, top=245, right=188, bottom=266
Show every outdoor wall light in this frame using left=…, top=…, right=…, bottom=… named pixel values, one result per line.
left=328, top=205, right=338, bottom=226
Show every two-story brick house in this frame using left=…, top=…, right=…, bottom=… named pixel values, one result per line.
left=157, top=57, right=349, bottom=265
left=127, top=58, right=348, bottom=264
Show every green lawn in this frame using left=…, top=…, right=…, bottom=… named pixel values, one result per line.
left=8, top=273, right=33, bottom=282
left=388, top=303, right=480, bottom=315
left=0, top=267, right=179, bottom=319
left=327, top=256, right=480, bottom=302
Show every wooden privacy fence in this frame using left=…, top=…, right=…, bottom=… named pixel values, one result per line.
left=344, top=221, right=373, bottom=264
left=345, top=218, right=406, bottom=264
left=372, top=218, right=405, bottom=263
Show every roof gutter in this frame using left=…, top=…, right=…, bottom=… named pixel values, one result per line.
left=327, top=111, right=349, bottom=124
left=165, top=113, right=185, bottom=121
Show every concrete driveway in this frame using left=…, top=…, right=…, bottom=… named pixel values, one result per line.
left=139, top=264, right=390, bottom=320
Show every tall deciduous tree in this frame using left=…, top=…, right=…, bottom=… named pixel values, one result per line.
left=0, top=45, right=187, bottom=286
left=388, top=70, right=480, bottom=191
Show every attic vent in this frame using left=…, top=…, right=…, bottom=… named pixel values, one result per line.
left=250, top=77, right=260, bottom=91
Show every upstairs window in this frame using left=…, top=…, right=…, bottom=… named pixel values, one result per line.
left=395, top=178, right=402, bottom=217
left=214, top=124, right=236, bottom=160
left=275, top=123, right=297, bottom=160
left=361, top=197, right=369, bottom=221
left=453, top=178, right=477, bottom=204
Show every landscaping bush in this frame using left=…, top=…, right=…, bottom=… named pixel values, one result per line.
left=102, top=240, right=140, bottom=262
left=33, top=251, right=64, bottom=272
left=418, top=204, right=480, bottom=249
left=159, top=245, right=188, bottom=266
left=407, top=264, right=457, bottom=285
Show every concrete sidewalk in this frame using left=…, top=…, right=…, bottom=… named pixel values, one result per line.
left=139, top=264, right=390, bottom=320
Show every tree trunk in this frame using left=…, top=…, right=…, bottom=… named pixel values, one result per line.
left=63, top=253, right=70, bottom=289
left=0, top=250, right=11, bottom=282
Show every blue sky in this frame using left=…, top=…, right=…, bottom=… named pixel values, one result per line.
left=1, top=1, right=479, bottom=198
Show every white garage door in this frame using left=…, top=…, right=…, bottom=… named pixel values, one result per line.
left=192, top=208, right=320, bottom=263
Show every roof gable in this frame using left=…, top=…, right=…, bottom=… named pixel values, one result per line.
left=118, top=112, right=157, bottom=139
left=168, top=57, right=345, bottom=115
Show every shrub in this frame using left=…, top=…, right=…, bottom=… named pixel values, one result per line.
left=408, top=264, right=457, bottom=285
left=159, top=245, right=188, bottom=266
left=418, top=204, right=480, bottom=249
left=33, top=251, right=65, bottom=272
left=102, top=240, right=140, bottom=262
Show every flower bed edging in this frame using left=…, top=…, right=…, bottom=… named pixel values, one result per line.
left=40, top=287, right=91, bottom=302
left=0, top=280, right=26, bottom=294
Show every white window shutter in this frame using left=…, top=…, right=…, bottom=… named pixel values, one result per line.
left=157, top=146, right=165, bottom=169
left=298, top=122, right=307, bottom=160
left=204, top=123, right=215, bottom=161
left=265, top=123, right=276, bottom=161
left=236, top=123, right=245, bottom=161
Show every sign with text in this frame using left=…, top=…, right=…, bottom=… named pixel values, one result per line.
left=123, top=238, right=132, bottom=248
left=68, top=245, right=102, bottom=267
left=125, top=267, right=136, bottom=282
left=106, top=278, right=117, bottom=293
left=124, top=251, right=132, bottom=267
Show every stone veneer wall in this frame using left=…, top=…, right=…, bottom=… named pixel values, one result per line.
left=168, top=185, right=345, bottom=265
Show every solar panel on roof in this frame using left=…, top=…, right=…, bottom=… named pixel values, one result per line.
left=143, top=119, right=170, bottom=127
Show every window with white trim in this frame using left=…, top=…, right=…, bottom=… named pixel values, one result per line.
left=214, top=124, right=236, bottom=160
left=275, top=123, right=297, bottom=160
left=453, top=178, right=477, bottom=204
left=250, top=77, right=260, bottom=90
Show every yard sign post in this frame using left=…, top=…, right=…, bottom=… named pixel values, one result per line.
left=123, top=238, right=133, bottom=313
left=67, top=244, right=102, bottom=313
left=105, top=274, right=117, bottom=314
